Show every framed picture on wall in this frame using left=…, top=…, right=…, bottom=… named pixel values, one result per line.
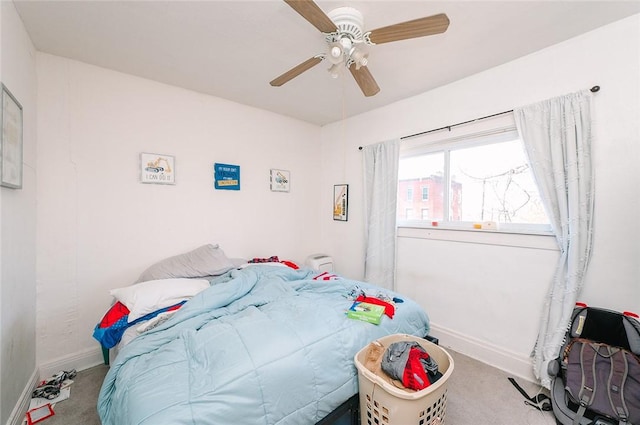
left=333, top=184, right=348, bottom=221
left=214, top=163, right=240, bottom=190
left=140, top=153, right=175, bottom=184
left=270, top=169, right=290, bottom=192
left=1, top=84, right=23, bottom=189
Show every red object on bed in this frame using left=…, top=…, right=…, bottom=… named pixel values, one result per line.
left=355, top=295, right=396, bottom=318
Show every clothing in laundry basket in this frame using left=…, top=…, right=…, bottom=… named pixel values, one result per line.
left=381, top=341, right=442, bottom=390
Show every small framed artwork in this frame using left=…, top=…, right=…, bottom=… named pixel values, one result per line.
left=270, top=169, right=290, bottom=192
left=140, top=153, right=175, bottom=184
left=333, top=184, right=348, bottom=221
left=214, top=163, right=240, bottom=190
left=1, top=84, right=23, bottom=189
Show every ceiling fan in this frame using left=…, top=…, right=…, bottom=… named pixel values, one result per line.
left=270, top=0, right=450, bottom=97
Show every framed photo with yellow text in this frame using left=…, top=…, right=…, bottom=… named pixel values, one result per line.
left=333, top=184, right=348, bottom=221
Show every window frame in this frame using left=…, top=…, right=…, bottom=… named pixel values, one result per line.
left=396, top=115, right=553, bottom=236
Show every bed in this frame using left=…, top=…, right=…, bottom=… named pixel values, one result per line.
left=95, top=246, right=430, bottom=425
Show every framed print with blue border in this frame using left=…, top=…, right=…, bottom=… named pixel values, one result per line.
left=214, top=163, right=240, bottom=190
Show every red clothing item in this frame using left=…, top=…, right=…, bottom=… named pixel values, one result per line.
left=98, top=302, right=130, bottom=328
left=403, top=347, right=433, bottom=390
left=355, top=295, right=395, bottom=318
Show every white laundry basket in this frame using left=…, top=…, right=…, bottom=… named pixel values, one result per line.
left=354, top=334, right=454, bottom=425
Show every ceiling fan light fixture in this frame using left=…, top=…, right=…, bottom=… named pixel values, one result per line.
left=339, top=37, right=352, bottom=51
left=350, top=45, right=369, bottom=69
left=355, top=57, right=368, bottom=70
left=328, top=63, right=341, bottom=79
left=327, top=43, right=344, bottom=64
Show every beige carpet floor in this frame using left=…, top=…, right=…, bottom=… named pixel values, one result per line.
left=36, top=349, right=557, bottom=425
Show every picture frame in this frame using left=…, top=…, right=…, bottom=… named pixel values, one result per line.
left=140, top=153, right=175, bottom=184
left=1, top=84, right=23, bottom=189
left=270, top=169, right=290, bottom=192
left=333, top=184, right=348, bottom=221
left=214, top=163, right=240, bottom=190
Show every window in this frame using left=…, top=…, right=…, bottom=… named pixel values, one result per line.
left=407, top=187, right=413, bottom=201
left=397, top=123, right=551, bottom=234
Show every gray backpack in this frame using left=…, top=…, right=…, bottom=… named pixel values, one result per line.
left=549, top=304, right=640, bottom=425
left=565, top=339, right=640, bottom=423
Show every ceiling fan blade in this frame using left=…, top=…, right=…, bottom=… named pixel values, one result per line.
left=284, top=0, right=338, bottom=33
left=270, top=56, right=323, bottom=87
left=349, top=65, right=380, bottom=97
left=368, top=13, right=450, bottom=45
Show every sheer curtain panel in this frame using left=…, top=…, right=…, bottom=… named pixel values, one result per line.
left=363, top=139, right=400, bottom=290
left=514, top=90, right=594, bottom=388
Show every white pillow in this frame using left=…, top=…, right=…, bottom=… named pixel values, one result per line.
left=110, top=278, right=210, bottom=322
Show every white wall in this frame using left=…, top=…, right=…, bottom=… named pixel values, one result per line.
left=320, top=14, right=640, bottom=381
left=0, top=2, right=38, bottom=424
left=35, top=54, right=323, bottom=370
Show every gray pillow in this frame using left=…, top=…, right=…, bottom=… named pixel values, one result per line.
left=136, top=244, right=235, bottom=283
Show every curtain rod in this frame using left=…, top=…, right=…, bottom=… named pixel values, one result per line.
left=358, top=85, right=600, bottom=150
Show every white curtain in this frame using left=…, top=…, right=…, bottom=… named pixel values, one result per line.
left=363, top=139, right=400, bottom=290
left=514, top=90, right=595, bottom=388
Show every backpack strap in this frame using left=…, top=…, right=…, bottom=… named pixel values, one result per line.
left=573, top=343, right=598, bottom=425
left=507, top=377, right=551, bottom=411
left=608, top=346, right=629, bottom=424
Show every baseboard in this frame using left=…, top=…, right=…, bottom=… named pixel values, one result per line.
left=5, top=368, right=38, bottom=425
left=428, top=322, right=538, bottom=384
left=39, top=346, right=104, bottom=379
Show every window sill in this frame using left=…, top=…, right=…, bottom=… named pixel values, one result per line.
left=397, top=225, right=558, bottom=251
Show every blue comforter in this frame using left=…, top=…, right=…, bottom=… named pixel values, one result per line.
left=98, top=266, right=429, bottom=425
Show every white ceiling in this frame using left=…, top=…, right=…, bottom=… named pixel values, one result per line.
left=12, top=0, right=640, bottom=126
